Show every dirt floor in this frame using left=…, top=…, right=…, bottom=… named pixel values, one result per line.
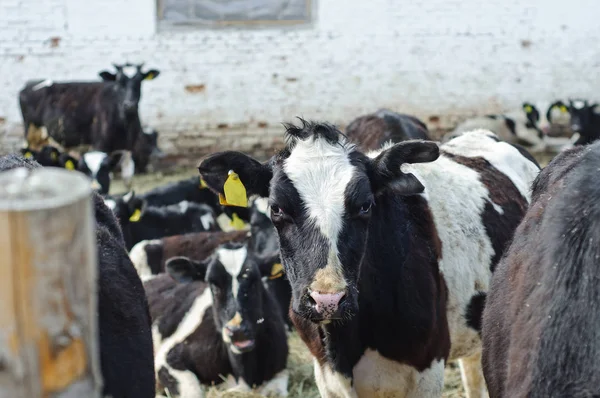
left=128, top=149, right=557, bottom=398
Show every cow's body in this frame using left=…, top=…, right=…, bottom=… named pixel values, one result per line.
left=198, top=124, right=540, bottom=397
left=345, top=109, right=430, bottom=152
left=0, top=154, right=155, bottom=398
left=146, top=243, right=289, bottom=397
left=104, top=193, right=218, bottom=250
left=18, top=64, right=160, bottom=172
left=482, top=142, right=600, bottom=397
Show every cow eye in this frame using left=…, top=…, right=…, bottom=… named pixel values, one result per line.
left=359, top=201, right=373, bottom=215
left=270, top=204, right=283, bottom=219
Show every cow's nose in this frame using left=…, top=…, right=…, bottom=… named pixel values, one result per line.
left=309, top=291, right=345, bottom=318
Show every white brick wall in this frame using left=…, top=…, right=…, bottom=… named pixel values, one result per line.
left=1, top=0, right=599, bottom=157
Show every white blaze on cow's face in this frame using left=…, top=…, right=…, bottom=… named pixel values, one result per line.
left=207, top=244, right=265, bottom=354
left=283, top=137, right=355, bottom=296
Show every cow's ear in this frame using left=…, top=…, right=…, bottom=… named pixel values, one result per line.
left=198, top=151, right=273, bottom=202
left=122, top=191, right=145, bottom=222
left=143, top=69, right=160, bottom=81
left=20, top=148, right=36, bottom=160
left=166, top=256, right=209, bottom=283
left=61, top=155, right=77, bottom=171
left=99, top=71, right=116, bottom=81
left=368, top=140, right=439, bottom=196
left=104, top=150, right=127, bottom=171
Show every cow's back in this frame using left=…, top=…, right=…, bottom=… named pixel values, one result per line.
left=399, top=129, right=539, bottom=359
left=482, top=144, right=600, bottom=397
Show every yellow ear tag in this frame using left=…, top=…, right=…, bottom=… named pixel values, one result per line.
left=129, top=208, right=142, bottom=222
left=199, top=177, right=208, bottom=189
left=144, top=72, right=155, bottom=81
left=65, top=160, right=75, bottom=170
left=229, top=213, right=246, bottom=230
left=269, top=263, right=285, bottom=280
left=524, top=105, right=533, bottom=113
left=219, top=170, right=247, bottom=207
left=560, top=105, right=568, bottom=113
left=24, top=151, right=33, bottom=159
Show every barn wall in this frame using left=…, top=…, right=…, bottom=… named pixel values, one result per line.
left=0, top=0, right=598, bottom=158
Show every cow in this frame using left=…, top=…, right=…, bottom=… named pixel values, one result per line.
left=18, top=63, right=161, bottom=172
left=145, top=241, right=289, bottom=397
left=104, top=191, right=219, bottom=250
left=0, top=154, right=155, bottom=398
left=130, top=196, right=293, bottom=328
left=19, top=145, right=78, bottom=169
left=78, top=150, right=135, bottom=195
left=567, top=99, right=600, bottom=146
left=344, top=109, right=430, bottom=152
left=197, top=120, right=540, bottom=397
left=481, top=142, right=600, bottom=397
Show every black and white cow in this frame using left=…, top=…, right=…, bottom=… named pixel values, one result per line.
left=567, top=99, right=600, bottom=146
left=145, top=241, right=289, bottom=397
left=104, top=191, right=219, bottom=250
left=344, top=109, right=430, bottom=152
left=18, top=63, right=161, bottom=172
left=198, top=121, right=540, bottom=397
left=482, top=142, right=600, bottom=397
left=0, top=154, right=155, bottom=398
left=78, top=150, right=135, bottom=195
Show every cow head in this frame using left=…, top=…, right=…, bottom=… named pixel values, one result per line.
left=79, top=150, right=134, bottom=195
left=98, top=63, right=160, bottom=115
left=103, top=190, right=145, bottom=224
left=166, top=242, right=280, bottom=354
left=198, top=119, right=439, bottom=324
left=569, top=99, right=598, bottom=133
left=133, top=126, right=164, bottom=172
left=20, top=145, right=78, bottom=170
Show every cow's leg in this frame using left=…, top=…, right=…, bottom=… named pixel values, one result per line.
left=458, top=351, right=488, bottom=398
left=165, top=367, right=205, bottom=398
left=314, top=360, right=357, bottom=398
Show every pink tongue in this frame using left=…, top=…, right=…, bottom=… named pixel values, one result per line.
left=233, top=340, right=253, bottom=348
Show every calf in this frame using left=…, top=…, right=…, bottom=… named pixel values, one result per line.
left=145, top=242, right=289, bottom=397
left=104, top=191, right=219, bottom=250
left=567, top=99, right=600, bottom=146
left=447, top=102, right=546, bottom=151
left=198, top=121, right=539, bottom=397
left=344, top=109, right=430, bottom=151
left=19, top=63, right=161, bottom=172
left=0, top=154, right=155, bottom=398
left=20, top=145, right=78, bottom=169
left=78, top=150, right=135, bottom=195
left=130, top=196, right=293, bottom=328
left=481, top=142, right=600, bottom=397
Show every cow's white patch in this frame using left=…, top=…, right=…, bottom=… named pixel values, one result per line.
left=143, top=126, right=155, bottom=135
left=178, top=200, right=189, bottom=213
left=217, top=246, right=248, bottom=298
left=120, top=153, right=135, bottom=182
left=458, top=352, right=487, bottom=398
left=121, top=65, right=138, bottom=78
left=83, top=151, right=107, bottom=177
left=253, top=197, right=270, bottom=216
left=200, top=213, right=214, bottom=231
left=123, top=190, right=134, bottom=203
left=257, top=369, right=289, bottom=397
left=573, top=100, right=586, bottom=109
left=284, top=136, right=355, bottom=285
left=104, top=199, right=116, bottom=210
left=442, top=129, right=539, bottom=201
left=129, top=239, right=161, bottom=281
left=32, top=79, right=53, bottom=91
left=154, top=288, right=212, bottom=398
left=313, top=360, right=357, bottom=398
left=353, top=350, right=444, bottom=397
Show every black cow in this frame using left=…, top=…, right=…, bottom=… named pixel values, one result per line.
left=482, top=142, right=600, bottom=397
left=0, top=154, right=155, bottom=398
left=198, top=122, right=540, bottom=397
left=345, top=109, right=430, bottom=152
left=567, top=99, right=600, bottom=146
left=145, top=241, right=289, bottom=397
left=20, top=145, right=78, bottom=169
left=18, top=63, right=160, bottom=172
left=104, top=191, right=219, bottom=250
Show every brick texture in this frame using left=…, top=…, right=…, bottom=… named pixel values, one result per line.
left=1, top=0, right=599, bottom=159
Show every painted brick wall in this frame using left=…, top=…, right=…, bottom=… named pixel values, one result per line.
left=0, top=0, right=598, bottom=159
